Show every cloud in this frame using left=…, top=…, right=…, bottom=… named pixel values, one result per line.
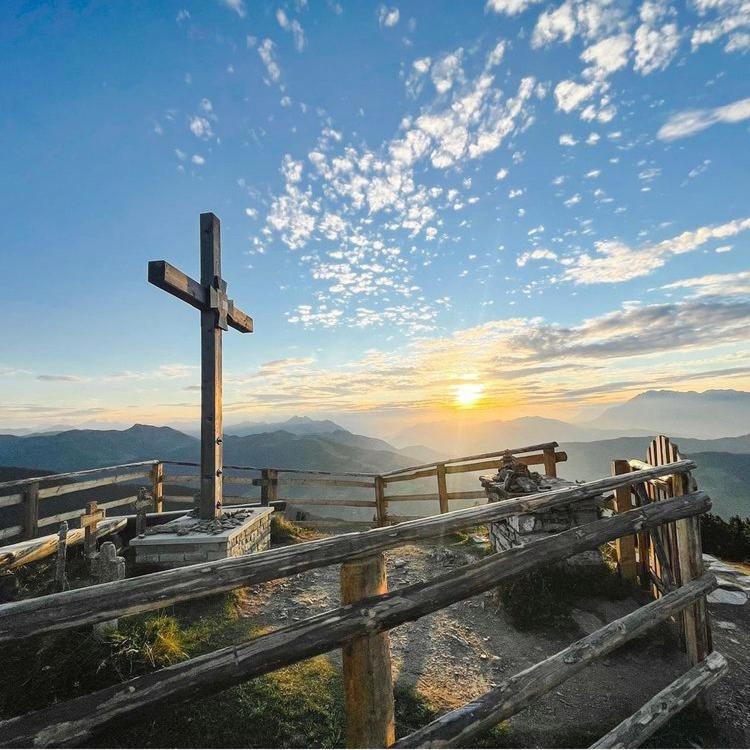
left=189, top=116, right=213, bottom=139
left=486, top=0, right=542, bottom=14
left=565, top=217, right=750, bottom=284
left=634, top=0, right=680, bottom=74
left=276, top=9, right=306, bottom=51
left=377, top=5, right=400, bottom=27
left=581, top=33, right=632, bottom=75
left=220, top=0, right=245, bottom=18
left=517, top=248, right=558, bottom=266
left=258, top=38, right=282, bottom=82
left=658, top=97, right=750, bottom=140
left=221, top=298, right=750, bottom=417
left=36, top=374, right=85, bottom=382
left=663, top=270, right=750, bottom=298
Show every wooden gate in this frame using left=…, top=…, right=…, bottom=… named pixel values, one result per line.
left=613, top=435, right=712, bottom=665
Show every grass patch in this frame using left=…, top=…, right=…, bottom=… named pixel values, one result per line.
left=271, top=514, right=316, bottom=544
left=496, top=556, right=632, bottom=631
left=91, top=654, right=347, bottom=748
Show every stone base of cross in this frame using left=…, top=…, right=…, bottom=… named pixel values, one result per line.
left=148, top=213, right=253, bottom=520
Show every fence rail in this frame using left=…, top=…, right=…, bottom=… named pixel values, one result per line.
left=0, top=480, right=715, bottom=748
left=0, top=442, right=568, bottom=543
left=0, top=439, right=722, bottom=748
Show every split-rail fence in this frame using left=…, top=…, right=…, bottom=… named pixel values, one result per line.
left=0, top=436, right=725, bottom=748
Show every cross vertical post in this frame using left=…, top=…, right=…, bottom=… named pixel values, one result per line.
left=200, top=213, right=223, bottom=519
left=148, top=212, right=254, bottom=521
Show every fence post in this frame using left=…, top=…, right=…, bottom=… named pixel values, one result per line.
left=340, top=553, right=395, bottom=748
left=374, top=476, right=387, bottom=526
left=542, top=446, right=557, bottom=477
left=268, top=469, right=279, bottom=505
left=151, top=462, right=164, bottom=513
left=436, top=463, right=449, bottom=514
left=260, top=469, right=270, bottom=506
left=674, top=470, right=712, bottom=666
left=611, top=460, right=637, bottom=584
left=23, top=482, right=39, bottom=540
left=54, top=521, right=69, bottom=592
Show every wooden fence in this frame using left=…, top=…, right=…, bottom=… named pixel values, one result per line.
left=0, top=456, right=723, bottom=749
left=0, top=442, right=567, bottom=545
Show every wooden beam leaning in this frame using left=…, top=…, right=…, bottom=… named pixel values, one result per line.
left=590, top=651, right=728, bottom=749
left=0, top=460, right=697, bottom=643
left=0, top=518, right=128, bottom=572
left=341, top=555, right=396, bottom=748
left=393, top=573, right=718, bottom=749
left=0, top=491, right=710, bottom=748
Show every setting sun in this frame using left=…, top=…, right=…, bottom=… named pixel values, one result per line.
left=454, top=383, right=484, bottom=408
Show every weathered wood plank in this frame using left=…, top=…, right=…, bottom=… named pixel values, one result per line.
left=383, top=493, right=441, bottom=503
left=0, top=493, right=24, bottom=509
left=436, top=464, right=449, bottom=514
left=444, top=451, right=568, bottom=476
left=0, top=491, right=710, bottom=747
left=0, top=461, right=156, bottom=494
left=380, top=442, right=559, bottom=478
left=374, top=476, right=388, bottom=526
left=36, top=496, right=137, bottom=528
left=0, top=525, right=23, bottom=541
left=0, top=461, right=698, bottom=643
left=151, top=462, right=164, bottom=513
left=394, top=574, right=718, bottom=748
left=284, top=498, right=377, bottom=508
left=590, top=652, right=728, bottom=749
left=0, top=518, right=128, bottom=572
left=23, top=483, right=39, bottom=540
left=341, top=554, right=395, bottom=747
left=37, top=470, right=151, bottom=499
left=445, top=491, right=487, bottom=501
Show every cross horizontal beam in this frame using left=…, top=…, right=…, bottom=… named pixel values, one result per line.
left=148, top=260, right=253, bottom=333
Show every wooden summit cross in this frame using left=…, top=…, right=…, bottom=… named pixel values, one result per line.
left=148, top=213, right=253, bottom=520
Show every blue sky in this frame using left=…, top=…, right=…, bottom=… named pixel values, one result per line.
left=1, top=0, right=749, bottom=437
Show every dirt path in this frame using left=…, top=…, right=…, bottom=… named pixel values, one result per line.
left=236, top=539, right=749, bottom=747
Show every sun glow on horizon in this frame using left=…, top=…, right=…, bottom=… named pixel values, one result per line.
left=454, top=383, right=484, bottom=408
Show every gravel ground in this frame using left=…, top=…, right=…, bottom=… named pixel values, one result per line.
left=235, top=539, right=749, bottom=747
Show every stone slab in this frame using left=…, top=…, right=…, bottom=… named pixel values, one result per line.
left=131, top=507, right=272, bottom=569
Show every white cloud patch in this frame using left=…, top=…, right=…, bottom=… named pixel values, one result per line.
left=634, top=0, right=681, bottom=74
left=486, top=0, right=543, bottom=14
left=276, top=9, right=306, bottom=51
left=377, top=5, right=400, bottom=27
left=565, top=217, right=750, bottom=284
left=658, top=96, right=750, bottom=140
left=258, top=38, right=282, bottom=83
left=517, top=248, right=558, bottom=266
left=220, top=0, right=245, bottom=17
left=663, top=270, right=750, bottom=298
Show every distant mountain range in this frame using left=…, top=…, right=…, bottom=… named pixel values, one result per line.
left=1, top=390, right=748, bottom=521
left=393, top=415, right=651, bottom=456
left=589, top=389, right=750, bottom=439
left=0, top=423, right=427, bottom=476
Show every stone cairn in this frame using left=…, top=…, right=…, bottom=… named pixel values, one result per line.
left=480, top=451, right=602, bottom=564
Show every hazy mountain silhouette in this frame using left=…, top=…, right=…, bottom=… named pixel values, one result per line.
left=0, top=423, right=421, bottom=475
left=589, top=389, right=750, bottom=438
